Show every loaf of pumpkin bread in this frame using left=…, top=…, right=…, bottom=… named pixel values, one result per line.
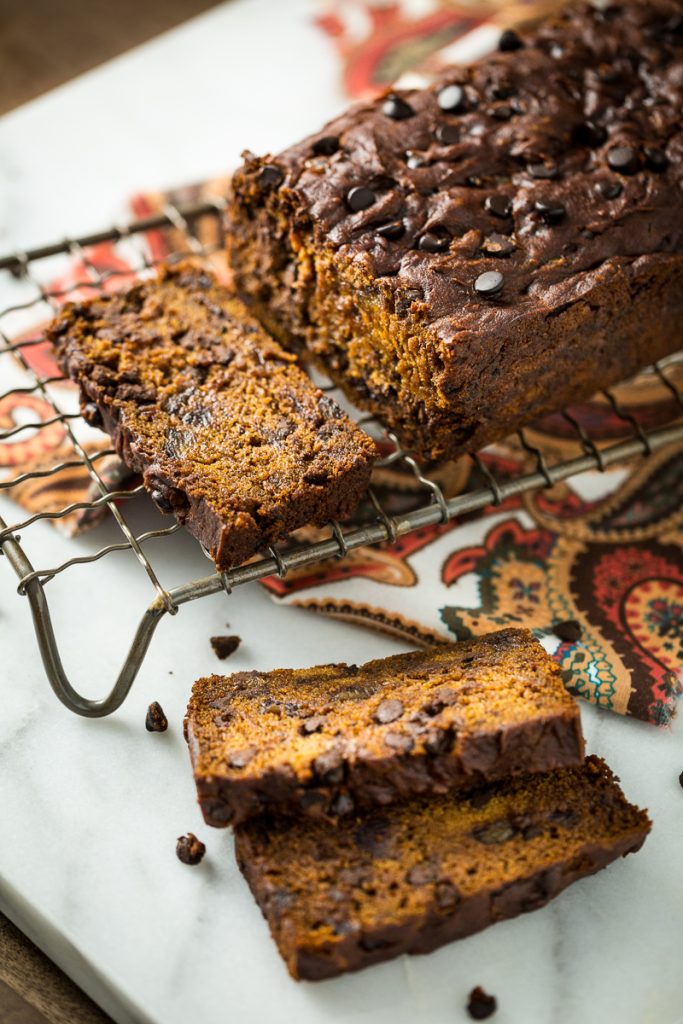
left=228, top=0, right=683, bottom=461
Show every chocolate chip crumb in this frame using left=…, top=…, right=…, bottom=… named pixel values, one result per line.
left=176, top=833, right=206, bottom=866
left=553, top=619, right=582, bottom=643
left=145, top=701, right=168, bottom=733
left=467, top=986, right=497, bottom=1020
left=211, top=635, right=241, bottom=659
left=678, top=770, right=683, bottom=789
left=375, top=698, right=404, bottom=724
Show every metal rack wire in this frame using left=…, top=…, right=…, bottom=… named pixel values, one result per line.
left=1, top=199, right=682, bottom=717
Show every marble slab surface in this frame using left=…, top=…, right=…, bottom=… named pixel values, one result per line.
left=1, top=2, right=682, bottom=1022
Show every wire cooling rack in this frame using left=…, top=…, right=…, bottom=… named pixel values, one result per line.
left=1, top=198, right=682, bottom=717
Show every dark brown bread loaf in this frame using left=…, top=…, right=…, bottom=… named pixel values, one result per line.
left=50, top=262, right=376, bottom=570
left=234, top=756, right=650, bottom=980
left=186, top=628, right=583, bottom=826
left=228, top=1, right=683, bottom=461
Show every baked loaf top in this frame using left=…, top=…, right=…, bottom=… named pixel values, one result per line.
left=235, top=756, right=650, bottom=980
left=186, top=628, right=583, bottom=825
left=50, top=262, right=376, bottom=569
left=235, top=1, right=683, bottom=343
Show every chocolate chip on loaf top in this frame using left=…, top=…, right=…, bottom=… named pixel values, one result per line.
left=228, top=0, right=683, bottom=460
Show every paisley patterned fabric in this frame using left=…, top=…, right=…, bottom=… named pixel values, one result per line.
left=260, top=370, right=683, bottom=727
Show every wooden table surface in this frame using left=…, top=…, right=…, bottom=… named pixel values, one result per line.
left=0, top=4, right=222, bottom=1018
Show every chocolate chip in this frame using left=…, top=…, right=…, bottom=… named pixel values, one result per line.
left=312, top=135, right=339, bottom=156
left=469, top=789, right=492, bottom=809
left=83, top=402, right=103, bottom=427
left=418, top=230, right=451, bottom=253
left=210, top=635, right=241, bottom=659
left=376, top=220, right=406, bottom=241
left=176, top=833, right=205, bottom=866
left=258, top=164, right=284, bottom=189
left=300, top=715, right=326, bottom=735
left=481, top=233, right=516, bottom=256
left=527, top=161, right=559, bottom=180
left=435, top=880, right=460, bottom=910
left=499, top=28, right=522, bottom=51
left=228, top=747, right=257, bottom=769
left=314, top=748, right=345, bottom=785
left=145, top=701, right=168, bottom=733
left=384, top=731, right=414, bottom=753
left=437, top=83, right=465, bottom=113
left=375, top=698, right=404, bottom=724
left=553, top=619, right=582, bottom=642
left=436, top=123, right=460, bottom=145
left=407, top=862, right=437, bottom=885
left=522, top=822, right=544, bottom=840
left=473, top=819, right=516, bottom=845
left=572, top=120, right=607, bottom=147
left=534, top=199, right=566, bottom=224
left=597, top=180, right=623, bottom=199
left=150, top=488, right=173, bottom=514
left=474, top=271, right=504, bottom=297
left=467, top=986, right=497, bottom=1020
left=607, top=146, right=640, bottom=175
left=644, top=147, right=668, bottom=172
left=346, top=186, right=376, bottom=211
left=331, top=792, right=355, bottom=816
left=678, top=770, right=683, bottom=789
left=383, top=94, right=414, bottom=120
left=485, top=194, right=512, bottom=218
left=489, top=104, right=512, bottom=121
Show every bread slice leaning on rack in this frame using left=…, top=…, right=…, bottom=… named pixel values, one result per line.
left=49, top=261, right=377, bottom=571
